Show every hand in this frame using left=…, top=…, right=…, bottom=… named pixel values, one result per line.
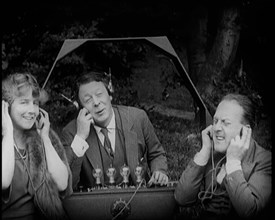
left=226, top=125, right=252, bottom=162
left=36, top=108, right=50, bottom=138
left=76, top=108, right=94, bottom=140
left=199, top=124, right=213, bottom=158
left=148, top=171, right=169, bottom=186
left=2, top=100, right=13, bottom=136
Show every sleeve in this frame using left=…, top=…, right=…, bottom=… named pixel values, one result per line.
left=2, top=185, right=12, bottom=203
left=224, top=150, right=272, bottom=218
left=60, top=127, right=86, bottom=190
left=174, top=159, right=206, bottom=206
left=140, top=110, right=168, bottom=174
left=49, top=129, right=73, bottom=198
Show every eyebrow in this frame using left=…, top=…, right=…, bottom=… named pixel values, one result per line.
left=213, top=116, right=231, bottom=121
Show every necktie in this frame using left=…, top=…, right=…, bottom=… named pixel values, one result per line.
left=101, top=127, right=114, bottom=158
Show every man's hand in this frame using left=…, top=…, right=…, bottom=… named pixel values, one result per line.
left=148, top=171, right=169, bottom=186
left=226, top=125, right=251, bottom=162
left=196, top=125, right=213, bottom=164
left=2, top=100, right=13, bottom=137
left=76, top=108, right=94, bottom=140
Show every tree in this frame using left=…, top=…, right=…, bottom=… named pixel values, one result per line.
left=187, top=2, right=241, bottom=114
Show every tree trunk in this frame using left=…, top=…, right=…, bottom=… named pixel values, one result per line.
left=186, top=4, right=208, bottom=86
left=197, top=6, right=241, bottom=114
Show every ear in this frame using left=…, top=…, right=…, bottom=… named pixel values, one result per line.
left=73, top=101, right=79, bottom=109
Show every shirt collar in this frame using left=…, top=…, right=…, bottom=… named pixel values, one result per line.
left=94, top=108, right=115, bottom=134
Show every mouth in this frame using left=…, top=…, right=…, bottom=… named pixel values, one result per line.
left=214, top=135, right=225, bottom=142
left=23, top=115, right=35, bottom=121
left=96, top=109, right=105, bottom=115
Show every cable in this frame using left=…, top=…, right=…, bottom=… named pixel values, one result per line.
left=111, top=179, right=145, bottom=220
left=197, top=145, right=226, bottom=204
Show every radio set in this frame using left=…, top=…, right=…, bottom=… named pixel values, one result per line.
left=78, top=163, right=160, bottom=192
left=63, top=162, right=178, bottom=220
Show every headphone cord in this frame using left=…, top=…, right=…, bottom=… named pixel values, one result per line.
left=198, top=146, right=226, bottom=204
left=112, top=179, right=145, bottom=220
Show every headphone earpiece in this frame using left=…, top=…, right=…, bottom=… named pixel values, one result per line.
left=107, top=80, right=114, bottom=94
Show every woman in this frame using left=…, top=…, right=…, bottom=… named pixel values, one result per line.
left=2, top=73, right=72, bottom=220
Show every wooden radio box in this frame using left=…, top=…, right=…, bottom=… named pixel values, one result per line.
left=63, top=182, right=178, bottom=220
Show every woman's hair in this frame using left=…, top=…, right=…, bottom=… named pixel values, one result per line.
left=221, top=93, right=256, bottom=129
left=2, top=73, right=41, bottom=104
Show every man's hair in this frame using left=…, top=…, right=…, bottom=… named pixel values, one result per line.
left=2, top=73, right=41, bottom=104
left=221, top=93, right=256, bottom=129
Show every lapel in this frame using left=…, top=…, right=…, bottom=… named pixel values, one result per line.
left=241, top=139, right=257, bottom=180
left=114, top=106, right=139, bottom=183
left=85, top=126, right=105, bottom=183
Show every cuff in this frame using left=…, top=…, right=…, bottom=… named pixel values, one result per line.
left=194, top=151, right=209, bottom=166
left=226, top=159, right=242, bottom=175
left=71, top=135, right=89, bottom=157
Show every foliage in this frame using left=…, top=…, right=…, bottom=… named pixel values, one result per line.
left=2, top=13, right=272, bottom=182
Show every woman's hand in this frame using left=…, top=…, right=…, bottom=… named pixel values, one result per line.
left=36, top=108, right=50, bottom=139
left=2, top=100, right=13, bottom=137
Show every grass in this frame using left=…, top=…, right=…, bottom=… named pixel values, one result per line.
left=147, top=111, right=202, bottom=181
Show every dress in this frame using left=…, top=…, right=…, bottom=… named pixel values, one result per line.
left=2, top=129, right=73, bottom=220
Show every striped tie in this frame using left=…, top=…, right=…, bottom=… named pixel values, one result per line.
left=101, top=127, right=114, bottom=158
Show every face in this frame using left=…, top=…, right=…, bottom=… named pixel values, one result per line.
left=10, top=88, right=40, bottom=131
left=212, top=100, right=244, bottom=153
left=79, top=81, right=113, bottom=127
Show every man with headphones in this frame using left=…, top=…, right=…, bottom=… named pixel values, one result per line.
left=174, top=94, right=272, bottom=219
left=61, top=71, right=169, bottom=190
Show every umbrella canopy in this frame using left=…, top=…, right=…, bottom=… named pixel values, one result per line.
left=43, top=36, right=212, bottom=127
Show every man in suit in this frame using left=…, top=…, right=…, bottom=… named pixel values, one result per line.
left=61, top=71, right=169, bottom=190
left=174, top=93, right=272, bottom=219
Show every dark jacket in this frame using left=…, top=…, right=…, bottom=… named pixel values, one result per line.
left=174, top=139, right=272, bottom=219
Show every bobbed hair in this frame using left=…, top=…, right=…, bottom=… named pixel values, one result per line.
left=2, top=73, right=41, bottom=105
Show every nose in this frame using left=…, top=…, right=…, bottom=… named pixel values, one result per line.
left=213, top=120, right=222, bottom=131
left=28, top=102, right=38, bottom=114
left=93, top=96, right=100, bottom=106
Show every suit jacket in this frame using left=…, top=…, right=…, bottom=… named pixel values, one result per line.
left=174, top=139, right=272, bottom=219
left=62, top=105, right=168, bottom=190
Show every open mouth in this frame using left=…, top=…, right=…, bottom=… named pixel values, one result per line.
left=23, top=116, right=35, bottom=121
left=214, top=135, right=225, bottom=142
left=216, top=136, right=225, bottom=140
left=96, top=109, right=105, bottom=115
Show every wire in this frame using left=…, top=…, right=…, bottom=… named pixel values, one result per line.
left=197, top=146, right=226, bottom=204
left=112, top=179, right=145, bottom=220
